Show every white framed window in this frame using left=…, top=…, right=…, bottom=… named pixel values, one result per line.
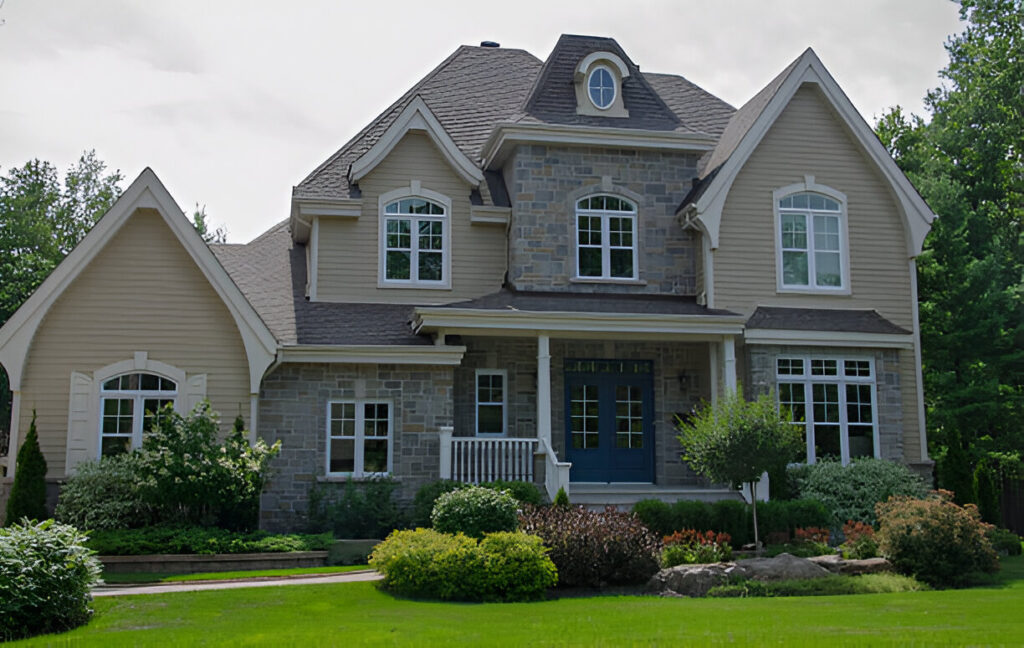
left=327, top=401, right=392, bottom=477
left=378, top=185, right=451, bottom=288
left=774, top=185, right=850, bottom=293
left=587, top=65, right=616, bottom=110
left=775, top=355, right=879, bottom=465
left=475, top=369, right=507, bottom=436
left=98, top=372, right=177, bottom=457
left=575, top=194, right=638, bottom=280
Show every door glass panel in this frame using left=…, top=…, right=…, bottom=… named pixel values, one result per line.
left=615, top=385, right=643, bottom=449
left=570, top=384, right=599, bottom=449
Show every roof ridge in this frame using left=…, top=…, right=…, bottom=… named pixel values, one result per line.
left=246, top=219, right=290, bottom=246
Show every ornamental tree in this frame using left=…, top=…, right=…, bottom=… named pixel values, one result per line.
left=677, top=388, right=803, bottom=550
left=5, top=412, right=48, bottom=524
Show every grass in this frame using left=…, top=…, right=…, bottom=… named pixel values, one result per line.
left=15, top=554, right=1024, bottom=647
left=101, top=564, right=370, bottom=584
left=708, top=572, right=926, bottom=598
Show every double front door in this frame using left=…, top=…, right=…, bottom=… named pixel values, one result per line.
left=564, top=359, right=654, bottom=483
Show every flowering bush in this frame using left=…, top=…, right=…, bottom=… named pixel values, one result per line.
left=841, top=521, right=879, bottom=559
left=661, top=529, right=733, bottom=566
left=876, top=490, right=998, bottom=587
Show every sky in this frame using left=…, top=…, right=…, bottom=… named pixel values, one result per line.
left=0, top=0, right=964, bottom=243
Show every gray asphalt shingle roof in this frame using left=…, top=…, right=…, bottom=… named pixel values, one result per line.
left=746, top=306, right=911, bottom=335
left=442, top=288, right=740, bottom=317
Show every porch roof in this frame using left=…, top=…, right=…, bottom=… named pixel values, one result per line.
left=746, top=306, right=911, bottom=335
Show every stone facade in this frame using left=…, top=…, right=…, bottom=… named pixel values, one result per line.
left=507, top=144, right=701, bottom=295
left=258, top=362, right=453, bottom=532
left=745, top=344, right=904, bottom=462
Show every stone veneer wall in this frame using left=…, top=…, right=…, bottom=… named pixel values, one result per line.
left=507, top=144, right=700, bottom=295
left=454, top=336, right=713, bottom=487
left=745, top=345, right=904, bottom=462
left=258, top=362, right=453, bottom=532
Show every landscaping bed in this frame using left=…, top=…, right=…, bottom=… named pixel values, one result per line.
left=98, top=550, right=329, bottom=574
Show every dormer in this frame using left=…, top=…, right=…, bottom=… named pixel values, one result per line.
left=574, top=51, right=630, bottom=118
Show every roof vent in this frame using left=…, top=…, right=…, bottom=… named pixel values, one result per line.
left=480, top=41, right=500, bottom=48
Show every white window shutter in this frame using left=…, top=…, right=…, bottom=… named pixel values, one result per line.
left=65, top=371, right=96, bottom=472
left=184, top=374, right=208, bottom=413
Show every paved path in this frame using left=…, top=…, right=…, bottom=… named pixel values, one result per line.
left=94, top=570, right=382, bottom=597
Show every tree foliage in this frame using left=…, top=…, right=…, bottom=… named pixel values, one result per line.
left=875, top=0, right=1024, bottom=488
left=4, top=412, right=48, bottom=524
left=677, top=388, right=803, bottom=548
left=191, top=203, right=227, bottom=244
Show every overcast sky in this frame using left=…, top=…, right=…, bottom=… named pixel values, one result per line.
left=0, top=0, right=963, bottom=243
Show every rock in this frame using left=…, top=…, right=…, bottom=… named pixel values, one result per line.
left=807, top=553, right=843, bottom=574
left=734, top=553, right=832, bottom=582
left=808, top=555, right=893, bottom=576
left=645, top=563, right=736, bottom=598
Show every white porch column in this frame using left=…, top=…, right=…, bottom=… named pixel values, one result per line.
left=248, top=394, right=259, bottom=444
left=723, top=336, right=737, bottom=394
left=536, top=334, right=552, bottom=445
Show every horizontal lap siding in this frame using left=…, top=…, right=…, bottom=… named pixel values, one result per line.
left=898, top=350, right=922, bottom=463
left=20, top=209, right=251, bottom=476
left=315, top=133, right=506, bottom=303
left=714, top=84, right=913, bottom=330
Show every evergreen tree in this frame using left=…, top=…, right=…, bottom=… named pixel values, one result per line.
left=4, top=412, right=48, bottom=524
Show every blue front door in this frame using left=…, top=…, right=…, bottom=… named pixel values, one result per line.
left=564, top=359, right=655, bottom=483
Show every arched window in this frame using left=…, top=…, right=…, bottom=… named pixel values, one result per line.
left=575, top=195, right=638, bottom=280
left=776, top=190, right=847, bottom=291
left=381, top=196, right=448, bottom=285
left=588, top=65, right=616, bottom=110
left=99, top=372, right=177, bottom=457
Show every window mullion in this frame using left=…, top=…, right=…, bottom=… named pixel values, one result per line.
left=354, top=402, right=365, bottom=478
left=804, top=380, right=815, bottom=463
left=806, top=211, right=817, bottom=288
left=838, top=377, right=851, bottom=465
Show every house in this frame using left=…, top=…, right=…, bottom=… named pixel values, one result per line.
left=0, top=35, right=935, bottom=531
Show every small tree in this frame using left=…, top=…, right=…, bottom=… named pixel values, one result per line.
left=5, top=412, right=48, bottom=524
left=677, top=388, right=803, bottom=551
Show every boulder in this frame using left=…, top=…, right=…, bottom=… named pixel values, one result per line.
left=808, top=555, right=893, bottom=576
left=733, top=553, right=831, bottom=582
left=645, top=563, right=736, bottom=598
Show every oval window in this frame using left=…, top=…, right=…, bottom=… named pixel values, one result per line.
left=588, top=66, right=616, bottom=110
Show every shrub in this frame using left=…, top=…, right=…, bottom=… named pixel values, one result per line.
left=708, top=573, right=925, bottom=598
left=876, top=490, right=998, bottom=587
left=553, top=486, right=570, bottom=507
left=480, top=480, right=544, bottom=507
left=0, top=519, right=102, bottom=640
left=842, top=521, right=879, bottom=559
left=518, top=505, right=660, bottom=587
left=412, top=480, right=466, bottom=527
left=369, top=528, right=556, bottom=602
left=5, top=412, right=48, bottom=524
left=792, top=458, right=929, bottom=531
left=85, top=525, right=333, bottom=555
left=986, top=527, right=1022, bottom=556
left=308, top=477, right=406, bottom=539
left=631, top=499, right=674, bottom=537
left=711, top=500, right=752, bottom=547
left=431, top=486, right=518, bottom=539
left=55, top=453, right=152, bottom=530
left=974, top=461, right=1002, bottom=525
left=672, top=499, right=714, bottom=536
left=661, top=529, right=733, bottom=567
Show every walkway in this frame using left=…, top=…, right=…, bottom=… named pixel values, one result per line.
left=94, top=569, right=383, bottom=597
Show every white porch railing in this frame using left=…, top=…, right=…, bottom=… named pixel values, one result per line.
left=438, top=427, right=537, bottom=483
left=536, top=436, right=571, bottom=502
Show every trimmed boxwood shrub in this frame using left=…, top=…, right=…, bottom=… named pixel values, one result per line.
left=431, top=486, right=519, bottom=539
left=876, top=490, right=998, bottom=588
left=987, top=527, right=1022, bottom=556
left=307, top=477, right=406, bottom=539
left=479, top=480, right=544, bottom=507
left=1, top=519, right=102, bottom=641
left=632, top=498, right=827, bottom=547
left=519, top=505, right=660, bottom=587
left=369, top=528, right=556, bottom=601
left=413, top=480, right=544, bottom=528
left=55, top=453, right=153, bottom=531
left=85, top=526, right=333, bottom=555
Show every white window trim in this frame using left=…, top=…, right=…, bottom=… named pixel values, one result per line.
left=574, top=196, right=639, bottom=281
left=475, top=369, right=507, bottom=437
left=773, top=178, right=851, bottom=295
left=97, top=372, right=178, bottom=458
left=775, top=353, right=880, bottom=466
left=325, top=399, right=394, bottom=478
left=377, top=183, right=452, bottom=290
left=587, top=64, right=617, bottom=111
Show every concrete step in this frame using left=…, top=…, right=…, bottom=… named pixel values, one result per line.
left=567, top=483, right=744, bottom=510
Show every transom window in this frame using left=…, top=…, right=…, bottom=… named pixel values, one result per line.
left=99, top=372, right=177, bottom=457
left=776, top=356, right=878, bottom=465
left=475, top=370, right=507, bottom=436
left=382, top=197, right=446, bottom=285
left=777, top=192, right=845, bottom=290
left=327, top=401, right=392, bottom=477
left=575, top=195, right=638, bottom=280
left=588, top=65, right=616, bottom=110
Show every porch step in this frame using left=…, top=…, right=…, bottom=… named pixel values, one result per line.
left=567, top=483, right=744, bottom=510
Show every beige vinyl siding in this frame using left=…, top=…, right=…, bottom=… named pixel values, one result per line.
left=20, top=209, right=251, bottom=476
left=713, top=84, right=913, bottom=329
left=898, top=350, right=922, bottom=463
left=315, top=132, right=506, bottom=303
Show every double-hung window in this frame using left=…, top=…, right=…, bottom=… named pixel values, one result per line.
left=382, top=197, right=447, bottom=285
left=776, top=356, right=878, bottom=465
left=99, top=372, right=176, bottom=457
left=475, top=370, right=507, bottom=436
left=575, top=195, right=638, bottom=280
left=327, top=401, right=392, bottom=477
left=777, top=191, right=846, bottom=291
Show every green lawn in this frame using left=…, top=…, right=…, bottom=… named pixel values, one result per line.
left=101, top=564, right=370, bottom=584
left=17, top=555, right=1024, bottom=647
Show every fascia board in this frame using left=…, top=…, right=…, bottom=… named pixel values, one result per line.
left=743, top=328, right=914, bottom=349
left=278, top=345, right=466, bottom=365
left=414, top=308, right=745, bottom=336
left=349, top=96, right=484, bottom=186
left=297, top=199, right=363, bottom=218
